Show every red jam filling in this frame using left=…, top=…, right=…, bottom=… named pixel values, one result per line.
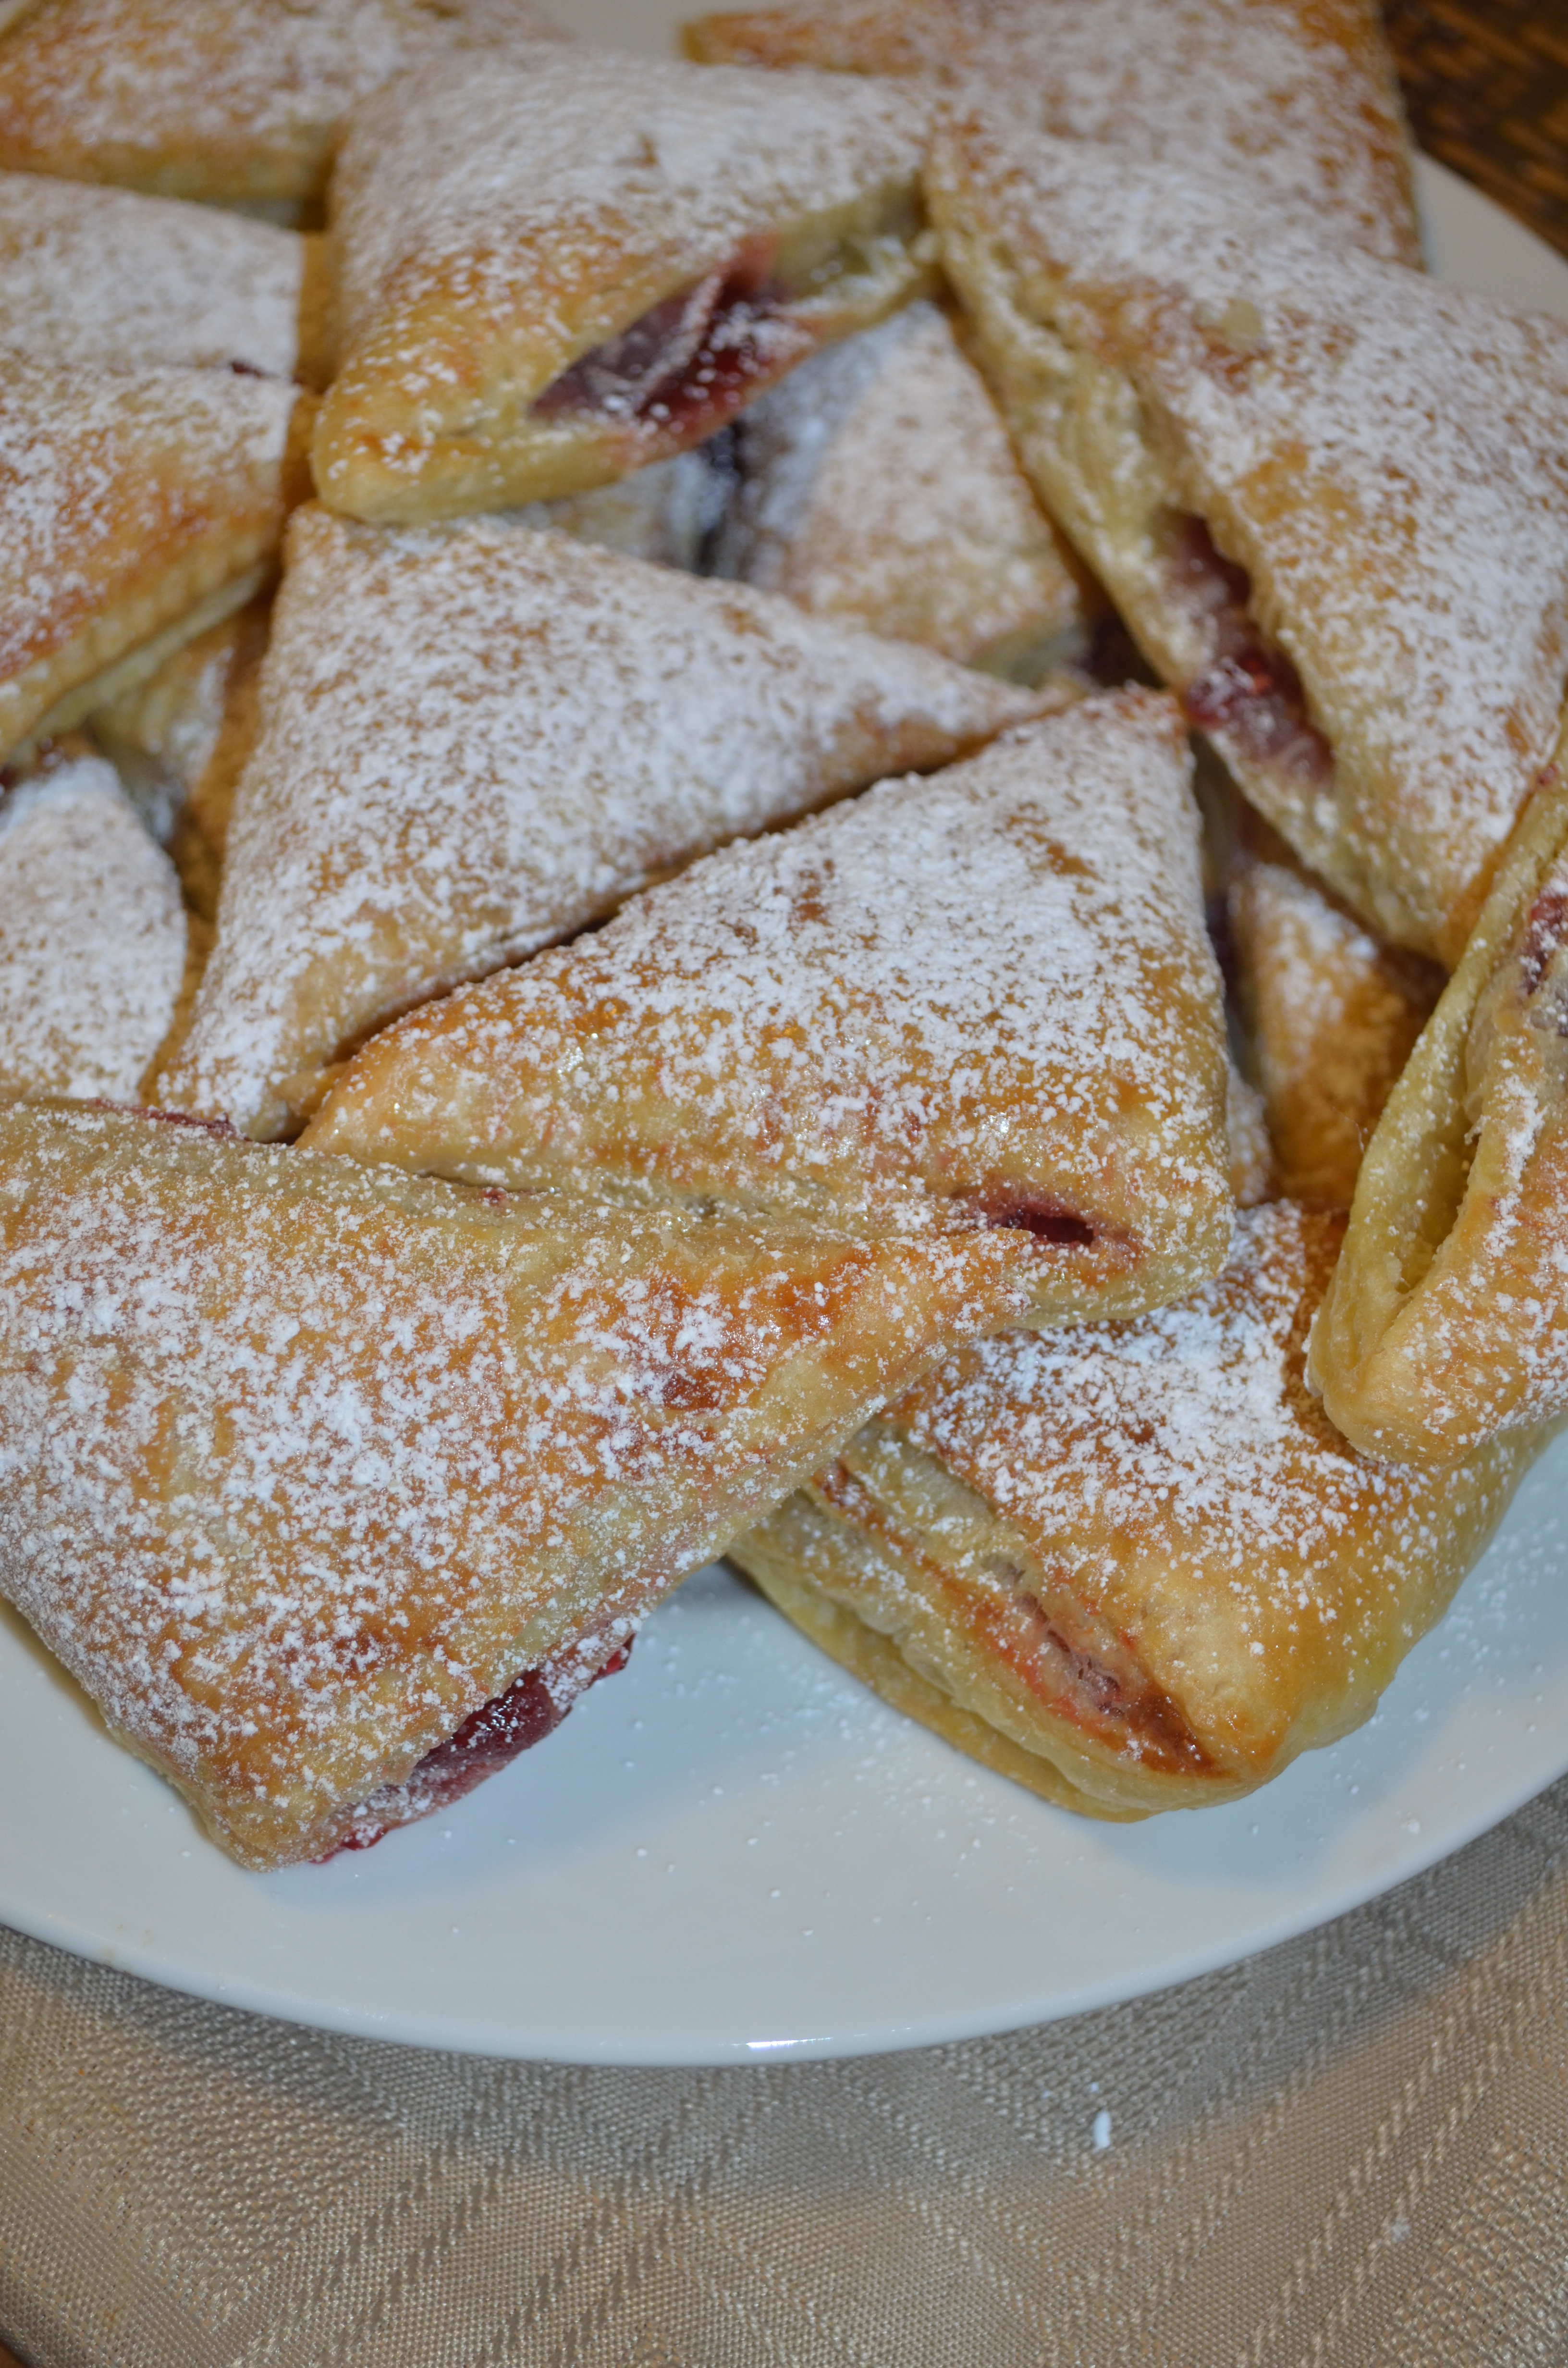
left=1164, top=515, right=1333, bottom=792
left=337, top=1639, right=633, bottom=1850
left=1519, top=888, right=1568, bottom=997
left=967, top=1191, right=1098, bottom=1247
left=532, top=240, right=809, bottom=444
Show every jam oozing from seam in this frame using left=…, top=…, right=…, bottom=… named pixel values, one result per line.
left=982, top=1575, right=1213, bottom=1777
left=1518, top=888, right=1568, bottom=1001
left=1164, top=515, right=1333, bottom=791
left=532, top=239, right=812, bottom=444
left=336, top=1638, right=633, bottom=1850
left=965, top=1189, right=1098, bottom=1247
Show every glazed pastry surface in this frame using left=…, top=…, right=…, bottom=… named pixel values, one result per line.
left=157, top=508, right=1041, bottom=1139
left=0, top=172, right=330, bottom=381
left=930, top=118, right=1568, bottom=963
left=0, top=0, right=561, bottom=210
left=315, top=48, right=936, bottom=520
left=0, top=1101, right=1035, bottom=1867
left=1310, top=726, right=1568, bottom=1463
left=711, top=299, right=1091, bottom=678
left=0, top=749, right=187, bottom=1101
left=0, top=357, right=311, bottom=764
left=735, top=1204, right=1542, bottom=1818
left=684, top=0, right=1419, bottom=264
left=306, top=690, right=1234, bottom=1322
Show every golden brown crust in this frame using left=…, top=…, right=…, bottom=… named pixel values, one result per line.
left=738, top=1204, right=1543, bottom=1815
left=930, top=116, right=1568, bottom=962
left=314, top=49, right=937, bottom=522
left=0, top=0, right=563, bottom=210
left=1228, top=824, right=1441, bottom=1209
left=304, top=691, right=1236, bottom=1325
left=0, top=1101, right=1033, bottom=1867
left=0, top=361, right=311, bottom=765
left=684, top=0, right=1420, bottom=265
left=1309, top=710, right=1568, bottom=1463
left=156, top=507, right=1041, bottom=1141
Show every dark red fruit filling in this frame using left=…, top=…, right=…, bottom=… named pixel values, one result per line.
left=336, top=1640, right=633, bottom=1850
left=972, top=1193, right=1097, bottom=1247
left=532, top=241, right=808, bottom=444
left=1519, top=888, right=1568, bottom=1000
left=1164, top=516, right=1333, bottom=791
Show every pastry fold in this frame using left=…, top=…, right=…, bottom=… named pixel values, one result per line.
left=0, top=1101, right=1037, bottom=1868
left=684, top=0, right=1419, bottom=265
left=1227, top=822, right=1442, bottom=1210
left=305, top=690, right=1235, bottom=1323
left=928, top=119, right=1568, bottom=965
left=314, top=48, right=936, bottom=521
left=91, top=593, right=272, bottom=915
left=710, top=298, right=1093, bottom=679
left=156, top=507, right=1041, bottom=1140
left=0, top=171, right=331, bottom=382
left=0, top=748, right=188, bottom=1102
left=0, top=359, right=312, bottom=765
left=733, top=1203, right=1542, bottom=1818
left=1309, top=728, right=1568, bottom=1464
left=0, top=0, right=562, bottom=214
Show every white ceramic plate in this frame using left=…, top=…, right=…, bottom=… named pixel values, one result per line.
left=4, top=36, right=1568, bottom=2061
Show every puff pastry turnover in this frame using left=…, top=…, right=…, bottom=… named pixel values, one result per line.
left=1309, top=726, right=1568, bottom=1464
left=930, top=120, right=1568, bottom=964
left=710, top=299, right=1093, bottom=680
left=0, top=0, right=562, bottom=214
left=684, top=0, right=1419, bottom=265
left=1227, top=820, right=1441, bottom=1210
left=0, top=358, right=312, bottom=767
left=314, top=48, right=936, bottom=521
left=0, top=171, right=331, bottom=382
left=0, top=748, right=187, bottom=1103
left=0, top=1100, right=1037, bottom=1867
left=156, top=507, right=1041, bottom=1139
left=733, top=1203, right=1542, bottom=1818
left=306, top=690, right=1235, bottom=1324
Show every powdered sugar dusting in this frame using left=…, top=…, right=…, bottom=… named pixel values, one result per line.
left=891, top=1201, right=1519, bottom=1666
left=0, top=357, right=301, bottom=751
left=309, top=690, right=1233, bottom=1306
left=331, top=46, right=931, bottom=359
left=0, top=751, right=186, bottom=1099
left=712, top=300, right=1087, bottom=671
left=0, top=0, right=562, bottom=204
left=688, top=0, right=1418, bottom=262
left=933, top=122, right=1568, bottom=954
left=0, top=172, right=306, bottom=376
left=162, top=509, right=1037, bottom=1138
left=0, top=1101, right=1024, bottom=1864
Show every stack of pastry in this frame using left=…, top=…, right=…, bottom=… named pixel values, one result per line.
left=0, top=0, right=1563, bottom=1867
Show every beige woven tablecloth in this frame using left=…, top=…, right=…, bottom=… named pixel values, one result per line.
left=1, top=1768, right=1566, bottom=2367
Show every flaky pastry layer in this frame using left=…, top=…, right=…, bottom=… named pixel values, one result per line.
left=735, top=1204, right=1542, bottom=1817
left=306, top=691, right=1235, bottom=1323
left=928, top=119, right=1568, bottom=964
left=1310, top=711, right=1568, bottom=1462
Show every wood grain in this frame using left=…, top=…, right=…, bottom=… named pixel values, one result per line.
left=1386, top=0, right=1568, bottom=257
